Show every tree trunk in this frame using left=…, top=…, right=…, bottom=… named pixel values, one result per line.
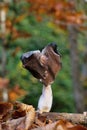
left=1, top=41, right=7, bottom=77
left=68, top=24, right=84, bottom=112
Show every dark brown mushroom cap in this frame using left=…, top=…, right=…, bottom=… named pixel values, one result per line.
left=21, top=43, right=62, bottom=86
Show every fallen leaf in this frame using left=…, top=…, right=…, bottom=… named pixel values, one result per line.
left=0, top=102, right=13, bottom=122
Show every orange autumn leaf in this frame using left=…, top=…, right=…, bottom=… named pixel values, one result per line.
left=6, top=19, right=12, bottom=28
left=14, top=14, right=28, bottom=23
left=65, top=12, right=84, bottom=25
left=54, top=1, right=75, bottom=11
left=12, top=29, right=32, bottom=40
left=9, top=92, right=19, bottom=102
left=8, top=85, right=27, bottom=102
left=0, top=4, right=9, bottom=12
left=68, top=125, right=87, bottom=130
left=27, top=0, right=86, bottom=31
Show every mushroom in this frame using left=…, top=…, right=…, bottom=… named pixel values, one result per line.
left=21, top=43, right=62, bottom=113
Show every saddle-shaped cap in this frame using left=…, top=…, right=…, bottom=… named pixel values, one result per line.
left=21, top=43, right=62, bottom=86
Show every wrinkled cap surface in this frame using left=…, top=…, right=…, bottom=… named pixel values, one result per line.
left=21, top=43, right=62, bottom=86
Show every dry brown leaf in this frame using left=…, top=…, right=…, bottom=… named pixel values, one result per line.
left=35, top=118, right=45, bottom=127
left=31, top=121, right=58, bottom=130
left=31, top=119, right=87, bottom=130
left=0, top=102, right=35, bottom=130
left=13, top=101, right=36, bottom=130
left=0, top=102, right=13, bottom=122
left=68, top=125, right=87, bottom=130
left=32, top=119, right=71, bottom=130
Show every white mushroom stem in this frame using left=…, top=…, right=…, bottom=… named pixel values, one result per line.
left=37, top=84, right=53, bottom=113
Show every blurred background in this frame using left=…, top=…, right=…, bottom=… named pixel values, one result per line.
left=0, top=0, right=87, bottom=113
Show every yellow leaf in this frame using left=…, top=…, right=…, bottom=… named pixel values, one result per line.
left=47, top=22, right=55, bottom=28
